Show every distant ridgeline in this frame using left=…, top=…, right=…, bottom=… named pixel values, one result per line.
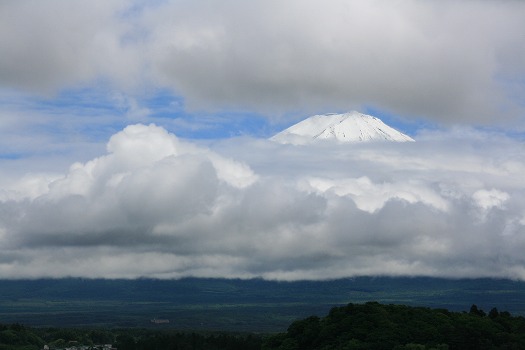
left=264, top=302, right=525, bottom=350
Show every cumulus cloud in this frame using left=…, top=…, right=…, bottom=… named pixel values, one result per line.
left=1, top=0, right=524, bottom=125
left=1, top=0, right=525, bottom=281
left=1, top=125, right=525, bottom=280
left=302, top=176, right=449, bottom=213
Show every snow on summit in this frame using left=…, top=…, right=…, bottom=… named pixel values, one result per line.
left=271, top=111, right=415, bottom=145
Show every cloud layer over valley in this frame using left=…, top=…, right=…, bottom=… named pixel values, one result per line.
left=1, top=125, right=524, bottom=280
left=1, top=0, right=525, bottom=281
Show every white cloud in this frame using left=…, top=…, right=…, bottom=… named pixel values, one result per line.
left=472, top=188, right=511, bottom=222
left=44, top=123, right=257, bottom=201
left=1, top=0, right=525, bottom=281
left=1, top=125, right=525, bottom=280
left=472, top=189, right=510, bottom=211
left=303, top=176, right=449, bottom=213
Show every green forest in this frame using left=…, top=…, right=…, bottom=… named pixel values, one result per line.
left=264, top=302, right=525, bottom=350
left=2, top=302, right=525, bottom=350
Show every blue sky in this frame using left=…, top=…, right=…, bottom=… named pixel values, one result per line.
left=1, top=0, right=525, bottom=280
left=0, top=83, right=427, bottom=167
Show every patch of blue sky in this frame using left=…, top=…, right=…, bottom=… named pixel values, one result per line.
left=0, top=153, right=23, bottom=160
left=363, top=106, right=433, bottom=138
left=28, top=89, right=124, bottom=139
left=132, top=89, right=275, bottom=139
left=178, top=112, right=270, bottom=140
left=3, top=84, right=459, bottom=146
left=151, top=109, right=270, bottom=140
left=27, top=85, right=249, bottom=140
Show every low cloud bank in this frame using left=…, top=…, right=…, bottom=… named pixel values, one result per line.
left=1, top=125, right=524, bottom=280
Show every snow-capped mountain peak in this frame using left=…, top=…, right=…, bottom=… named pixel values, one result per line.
left=270, top=111, right=414, bottom=145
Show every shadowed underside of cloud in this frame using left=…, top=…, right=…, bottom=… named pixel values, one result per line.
left=1, top=124, right=524, bottom=280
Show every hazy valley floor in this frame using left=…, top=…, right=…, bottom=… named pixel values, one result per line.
left=1, top=277, right=524, bottom=332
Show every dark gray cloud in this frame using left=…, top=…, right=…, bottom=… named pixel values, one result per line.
left=1, top=1, right=524, bottom=125
left=1, top=124, right=524, bottom=280
left=0, top=1, right=137, bottom=93
left=144, top=0, right=525, bottom=123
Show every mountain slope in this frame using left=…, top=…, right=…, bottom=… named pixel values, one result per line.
left=271, top=111, right=415, bottom=145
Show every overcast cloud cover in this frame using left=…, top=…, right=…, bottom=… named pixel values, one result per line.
left=1, top=0, right=525, bottom=280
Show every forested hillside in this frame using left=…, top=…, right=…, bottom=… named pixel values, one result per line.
left=0, top=324, right=263, bottom=350
left=263, top=302, right=525, bottom=350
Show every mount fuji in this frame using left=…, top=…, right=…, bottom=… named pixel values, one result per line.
left=270, top=111, right=415, bottom=145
